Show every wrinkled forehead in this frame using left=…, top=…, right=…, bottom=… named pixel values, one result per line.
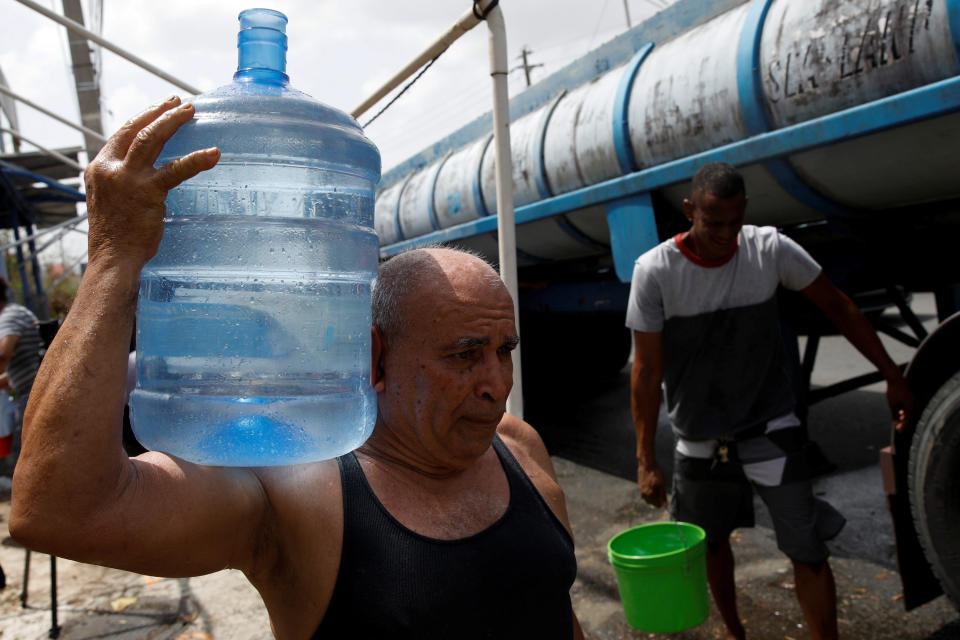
left=407, top=255, right=515, bottom=328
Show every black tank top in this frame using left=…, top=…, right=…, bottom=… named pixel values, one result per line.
left=314, top=436, right=577, bottom=639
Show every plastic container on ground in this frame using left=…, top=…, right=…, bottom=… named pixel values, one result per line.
left=130, top=8, right=381, bottom=467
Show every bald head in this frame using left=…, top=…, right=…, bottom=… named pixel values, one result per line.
left=372, top=248, right=509, bottom=344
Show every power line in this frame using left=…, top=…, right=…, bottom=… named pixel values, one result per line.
left=586, top=0, right=613, bottom=53
left=361, top=54, right=443, bottom=129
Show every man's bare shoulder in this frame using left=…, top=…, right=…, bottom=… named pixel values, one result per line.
left=496, top=414, right=574, bottom=536
left=497, top=413, right=548, bottom=461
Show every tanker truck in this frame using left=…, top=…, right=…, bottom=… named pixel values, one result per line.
left=373, top=0, right=960, bottom=610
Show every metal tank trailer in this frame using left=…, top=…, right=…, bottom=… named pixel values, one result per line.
left=374, top=0, right=960, bottom=612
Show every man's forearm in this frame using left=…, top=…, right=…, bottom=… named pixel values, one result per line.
left=14, top=259, right=140, bottom=532
left=828, top=296, right=901, bottom=380
left=631, top=366, right=662, bottom=464
left=803, top=275, right=902, bottom=381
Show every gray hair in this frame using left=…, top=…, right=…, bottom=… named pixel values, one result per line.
left=371, top=246, right=497, bottom=343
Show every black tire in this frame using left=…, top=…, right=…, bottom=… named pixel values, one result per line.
left=908, top=370, right=960, bottom=609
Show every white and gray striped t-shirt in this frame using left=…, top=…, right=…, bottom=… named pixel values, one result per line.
left=626, top=225, right=821, bottom=440
left=0, top=303, right=42, bottom=396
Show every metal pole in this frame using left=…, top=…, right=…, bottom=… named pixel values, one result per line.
left=347, top=1, right=522, bottom=414
left=0, top=127, right=83, bottom=172
left=486, top=3, right=523, bottom=419
left=350, top=6, right=483, bottom=118
left=0, top=86, right=107, bottom=143
left=27, top=223, right=50, bottom=320
left=11, top=225, right=34, bottom=310
left=48, top=252, right=88, bottom=291
left=48, top=555, right=60, bottom=638
left=623, top=0, right=633, bottom=28
left=20, top=548, right=31, bottom=607
left=12, top=0, right=201, bottom=95
left=0, top=215, right=88, bottom=253
left=34, top=222, right=86, bottom=257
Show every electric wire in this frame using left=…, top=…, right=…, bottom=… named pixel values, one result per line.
left=361, top=54, right=443, bottom=129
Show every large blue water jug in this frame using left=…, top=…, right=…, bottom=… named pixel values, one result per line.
left=130, top=8, right=381, bottom=466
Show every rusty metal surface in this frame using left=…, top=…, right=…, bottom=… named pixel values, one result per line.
left=373, top=179, right=403, bottom=245
left=397, top=166, right=436, bottom=239
left=571, top=70, right=623, bottom=186
left=543, top=82, right=591, bottom=195
left=628, top=4, right=751, bottom=168
left=479, top=107, right=542, bottom=213
left=761, top=0, right=959, bottom=127
left=434, top=135, right=490, bottom=229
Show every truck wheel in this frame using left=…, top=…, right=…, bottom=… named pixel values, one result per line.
left=908, top=370, right=960, bottom=609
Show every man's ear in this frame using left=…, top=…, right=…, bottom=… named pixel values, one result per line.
left=682, top=198, right=695, bottom=222
left=371, top=325, right=386, bottom=392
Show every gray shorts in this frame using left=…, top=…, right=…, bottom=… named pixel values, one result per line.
left=670, top=414, right=846, bottom=564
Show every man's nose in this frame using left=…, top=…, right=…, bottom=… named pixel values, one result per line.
left=475, top=355, right=512, bottom=403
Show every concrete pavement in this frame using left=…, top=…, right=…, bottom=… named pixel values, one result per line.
left=1, top=460, right=958, bottom=640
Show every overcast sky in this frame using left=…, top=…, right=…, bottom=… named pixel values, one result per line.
left=1, top=0, right=675, bottom=262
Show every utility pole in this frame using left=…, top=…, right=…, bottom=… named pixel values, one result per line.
left=623, top=0, right=632, bottom=28
left=516, top=46, right=543, bottom=87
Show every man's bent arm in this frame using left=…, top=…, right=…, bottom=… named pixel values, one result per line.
left=801, top=273, right=915, bottom=430
left=10, top=98, right=268, bottom=578
left=0, top=334, right=19, bottom=373
left=631, top=330, right=666, bottom=506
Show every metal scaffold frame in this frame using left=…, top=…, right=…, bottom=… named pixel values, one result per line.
left=2, top=0, right=197, bottom=319
left=352, top=0, right=524, bottom=418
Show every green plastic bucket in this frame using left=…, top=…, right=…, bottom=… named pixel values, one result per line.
left=607, top=521, right=709, bottom=633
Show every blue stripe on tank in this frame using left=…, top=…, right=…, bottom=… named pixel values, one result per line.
left=948, top=0, right=960, bottom=68
left=613, top=42, right=654, bottom=175
left=533, top=91, right=567, bottom=199
left=736, top=0, right=774, bottom=136
left=426, top=152, right=452, bottom=232
left=533, top=90, right=608, bottom=252
left=474, top=135, right=493, bottom=218
left=393, top=172, right=415, bottom=241
left=735, top=0, right=856, bottom=219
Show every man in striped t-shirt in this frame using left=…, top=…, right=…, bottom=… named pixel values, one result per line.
left=627, top=163, right=914, bottom=640
left=0, top=277, right=42, bottom=474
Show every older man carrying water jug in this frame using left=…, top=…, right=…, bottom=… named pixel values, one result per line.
left=10, top=97, right=584, bottom=640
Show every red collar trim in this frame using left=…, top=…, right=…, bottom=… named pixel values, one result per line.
left=674, top=233, right=738, bottom=268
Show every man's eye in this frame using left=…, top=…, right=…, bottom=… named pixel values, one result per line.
left=455, top=350, right=476, bottom=361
